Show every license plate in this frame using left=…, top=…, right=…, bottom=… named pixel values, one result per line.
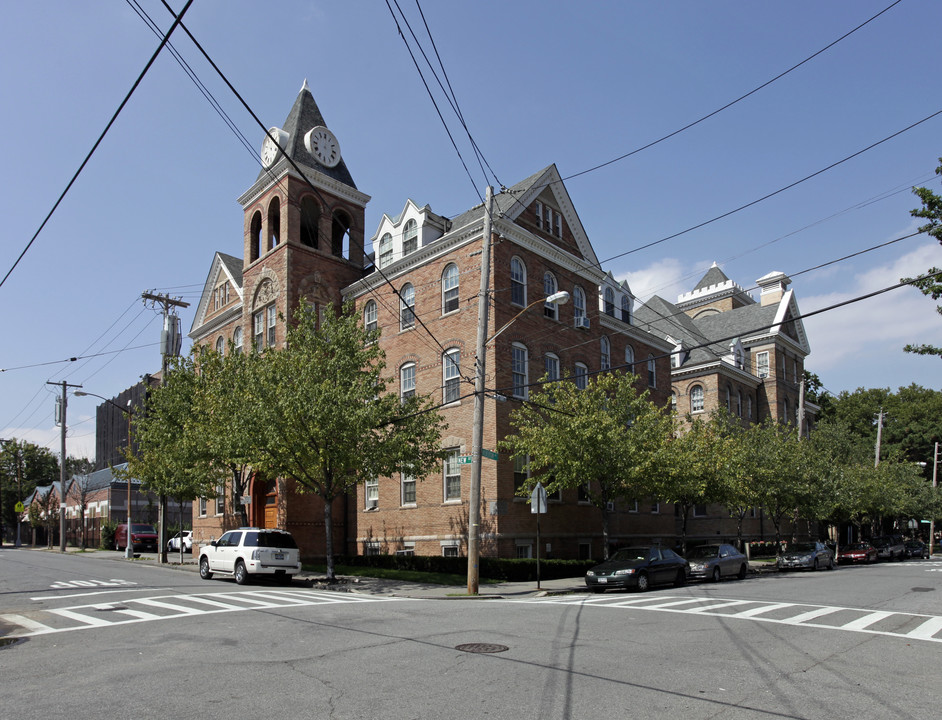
left=273, top=553, right=285, bottom=560
left=598, top=578, right=607, bottom=583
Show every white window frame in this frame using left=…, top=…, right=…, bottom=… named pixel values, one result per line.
left=401, top=473, right=416, bottom=506
left=365, top=477, right=378, bottom=507
left=233, top=326, right=243, bottom=354
left=647, top=355, right=656, bottom=388
left=215, top=336, right=225, bottom=354
left=364, top=300, right=377, bottom=333
left=199, top=498, right=207, bottom=517
left=600, top=336, right=611, bottom=371
left=442, top=543, right=459, bottom=558
left=444, top=449, right=461, bottom=501
left=513, top=454, right=530, bottom=494
left=625, top=345, right=634, bottom=371
left=573, top=286, right=587, bottom=328
left=544, top=352, right=559, bottom=383
left=621, top=294, right=631, bottom=323
left=267, top=305, right=277, bottom=347
left=691, top=385, right=705, bottom=413
left=442, top=264, right=459, bottom=314
left=402, top=219, right=418, bottom=256
left=756, top=351, right=770, bottom=379
left=574, top=362, right=588, bottom=390
left=400, top=362, right=416, bottom=400
left=215, top=485, right=225, bottom=516
left=400, top=284, right=415, bottom=331
left=511, top=257, right=527, bottom=307
left=554, top=212, right=562, bottom=238
left=604, top=287, right=615, bottom=316
left=378, top=232, right=393, bottom=268
left=535, top=201, right=543, bottom=230
left=543, top=273, right=559, bottom=319
left=443, top=348, right=460, bottom=404
left=511, top=343, right=528, bottom=399
left=253, top=310, right=264, bottom=351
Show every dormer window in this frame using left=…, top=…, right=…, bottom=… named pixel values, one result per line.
left=621, top=294, right=632, bottom=324
left=402, top=219, right=418, bottom=256
left=379, top=233, right=393, bottom=268
left=604, top=287, right=615, bottom=317
left=536, top=201, right=544, bottom=229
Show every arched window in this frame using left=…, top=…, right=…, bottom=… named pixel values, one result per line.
left=442, top=264, right=459, bottom=314
left=378, top=233, right=393, bottom=268
left=544, top=352, right=560, bottom=382
left=573, top=286, right=587, bottom=328
left=748, top=395, right=753, bottom=420
left=543, top=272, right=559, bottom=319
left=604, top=287, right=615, bottom=316
left=625, top=345, right=634, bottom=371
left=400, top=284, right=415, bottom=330
left=363, top=300, right=377, bottom=333
left=300, top=196, right=319, bottom=249
left=691, top=385, right=705, bottom=413
left=600, top=336, right=611, bottom=371
left=267, top=197, right=280, bottom=250
left=736, top=391, right=742, bottom=417
left=621, top=294, right=632, bottom=324
left=400, top=362, right=416, bottom=400
left=512, top=343, right=528, bottom=399
left=215, top=336, right=225, bottom=354
left=574, top=362, right=588, bottom=390
left=511, top=257, right=527, bottom=306
left=250, top=211, right=262, bottom=262
left=443, top=348, right=460, bottom=404
left=331, top=210, right=351, bottom=258
left=647, top=355, right=656, bottom=387
left=232, top=326, right=243, bottom=354
left=726, top=384, right=732, bottom=411
left=402, top=219, right=418, bottom=256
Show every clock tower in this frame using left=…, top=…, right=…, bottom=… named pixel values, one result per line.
left=237, top=80, right=371, bottom=350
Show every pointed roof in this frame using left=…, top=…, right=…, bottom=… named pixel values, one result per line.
left=693, top=262, right=731, bottom=291
left=256, top=81, right=357, bottom=189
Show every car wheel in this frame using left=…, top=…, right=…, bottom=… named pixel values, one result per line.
left=737, top=564, right=747, bottom=580
left=635, top=572, right=649, bottom=592
left=199, top=557, right=213, bottom=580
left=234, top=560, right=249, bottom=585
left=674, top=569, right=686, bottom=587
left=711, top=567, right=721, bottom=583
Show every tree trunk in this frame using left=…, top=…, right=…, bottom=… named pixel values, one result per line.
left=233, top=466, right=249, bottom=528
left=600, top=504, right=610, bottom=560
left=324, top=495, right=335, bottom=581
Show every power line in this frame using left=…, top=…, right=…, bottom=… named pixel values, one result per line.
left=0, top=0, right=196, bottom=293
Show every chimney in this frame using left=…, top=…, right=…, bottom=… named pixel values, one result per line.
left=756, top=271, right=791, bottom=307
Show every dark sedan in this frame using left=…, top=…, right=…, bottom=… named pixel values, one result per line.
left=585, top=546, right=688, bottom=593
left=837, top=542, right=877, bottom=564
left=905, top=540, right=928, bottom=559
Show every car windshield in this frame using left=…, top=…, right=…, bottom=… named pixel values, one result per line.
left=844, top=543, right=868, bottom=551
left=132, top=524, right=156, bottom=533
left=688, top=546, right=720, bottom=559
left=786, top=543, right=816, bottom=553
left=243, top=531, right=298, bottom=549
left=610, top=547, right=650, bottom=562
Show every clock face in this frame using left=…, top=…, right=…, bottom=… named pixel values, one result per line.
left=260, top=127, right=284, bottom=167
left=305, top=126, right=340, bottom=168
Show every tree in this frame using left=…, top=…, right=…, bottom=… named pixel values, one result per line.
left=121, top=353, right=225, bottom=556
left=245, top=303, right=444, bottom=580
left=500, top=372, right=673, bottom=559
left=902, top=158, right=942, bottom=357
left=1, top=440, right=59, bottom=542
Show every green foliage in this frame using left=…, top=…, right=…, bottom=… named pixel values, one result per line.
left=1, top=439, right=59, bottom=537
left=902, top=158, right=942, bottom=357
left=100, top=518, right=117, bottom=550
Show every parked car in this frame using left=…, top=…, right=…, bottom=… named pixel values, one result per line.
left=685, top=543, right=748, bottom=582
left=777, top=541, right=834, bottom=571
left=199, top=528, right=301, bottom=585
left=904, top=540, right=928, bottom=559
left=168, top=530, right=193, bottom=553
left=585, top=546, right=688, bottom=593
left=836, top=542, right=877, bottom=564
left=871, top=535, right=905, bottom=562
left=114, top=523, right=158, bottom=552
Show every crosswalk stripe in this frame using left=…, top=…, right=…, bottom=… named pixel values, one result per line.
left=728, top=603, right=790, bottom=618
left=906, top=616, right=942, bottom=640
left=2, top=613, right=55, bottom=635
left=687, top=599, right=753, bottom=612
left=781, top=607, right=841, bottom=624
left=48, top=608, right=113, bottom=627
left=134, top=598, right=205, bottom=615
left=840, top=611, right=894, bottom=631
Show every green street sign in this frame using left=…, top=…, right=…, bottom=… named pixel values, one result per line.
left=481, top=448, right=499, bottom=461
left=458, top=455, right=473, bottom=464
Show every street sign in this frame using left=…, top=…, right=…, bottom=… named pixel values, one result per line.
left=14, top=501, right=24, bottom=513
left=481, top=448, right=499, bottom=461
left=530, top=482, right=547, bottom=514
left=458, top=455, right=473, bottom=464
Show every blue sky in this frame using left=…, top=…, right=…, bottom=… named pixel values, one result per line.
left=1, top=1, right=940, bottom=461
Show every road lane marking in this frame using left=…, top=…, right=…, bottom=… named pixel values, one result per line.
left=907, top=616, right=942, bottom=640
left=840, top=611, right=894, bottom=631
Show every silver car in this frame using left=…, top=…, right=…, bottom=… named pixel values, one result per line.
left=777, top=541, right=834, bottom=571
left=686, top=543, right=749, bottom=582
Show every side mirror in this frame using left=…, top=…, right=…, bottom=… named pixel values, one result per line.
left=210, top=540, right=218, bottom=547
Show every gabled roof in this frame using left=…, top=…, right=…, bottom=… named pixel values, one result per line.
left=189, top=252, right=245, bottom=337
left=634, top=295, right=718, bottom=365
left=256, top=80, right=357, bottom=189
left=70, top=464, right=129, bottom=493
left=693, top=262, right=732, bottom=291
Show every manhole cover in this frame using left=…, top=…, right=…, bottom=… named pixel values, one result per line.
left=911, top=587, right=935, bottom=593
left=455, top=643, right=509, bottom=654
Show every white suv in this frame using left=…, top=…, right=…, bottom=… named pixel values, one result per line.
left=199, top=528, right=301, bottom=585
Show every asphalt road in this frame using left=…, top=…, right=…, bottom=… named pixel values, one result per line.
left=1, top=548, right=939, bottom=720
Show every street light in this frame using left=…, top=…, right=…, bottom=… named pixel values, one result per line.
left=75, top=391, right=135, bottom=559
left=466, top=288, right=569, bottom=595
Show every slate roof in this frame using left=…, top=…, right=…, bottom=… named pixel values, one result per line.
left=256, top=81, right=357, bottom=189
left=218, top=252, right=243, bottom=289
left=634, top=295, right=718, bottom=365
left=449, top=165, right=553, bottom=229
left=692, top=263, right=732, bottom=291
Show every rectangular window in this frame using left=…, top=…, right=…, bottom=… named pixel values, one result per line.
left=365, top=477, right=378, bottom=507
left=444, top=449, right=461, bottom=501
left=199, top=498, right=207, bottom=517
left=365, top=542, right=380, bottom=556
left=395, top=542, right=415, bottom=556
left=401, top=474, right=416, bottom=505
left=513, top=455, right=529, bottom=494
left=267, top=305, right=277, bottom=347
left=544, top=354, right=559, bottom=382
left=756, top=351, right=770, bottom=379
left=442, top=545, right=459, bottom=558
left=516, top=543, right=533, bottom=559
left=651, top=501, right=660, bottom=514
left=554, top=212, right=562, bottom=238
left=693, top=504, right=707, bottom=517
left=400, top=364, right=416, bottom=400
left=577, top=482, right=590, bottom=502
left=215, top=485, right=225, bottom=516
left=628, top=499, right=639, bottom=513
left=253, top=310, right=264, bottom=351
left=512, top=345, right=528, bottom=399
left=443, top=349, right=460, bottom=404
left=535, top=201, right=543, bottom=229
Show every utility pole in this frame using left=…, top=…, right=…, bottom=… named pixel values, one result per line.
left=930, top=442, right=939, bottom=557
left=874, top=407, right=884, bottom=468
left=142, top=290, right=189, bottom=563
left=797, top=378, right=806, bottom=438
left=467, top=186, right=494, bottom=596
left=48, top=380, right=82, bottom=551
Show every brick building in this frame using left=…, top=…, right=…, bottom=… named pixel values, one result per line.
left=187, top=83, right=692, bottom=560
